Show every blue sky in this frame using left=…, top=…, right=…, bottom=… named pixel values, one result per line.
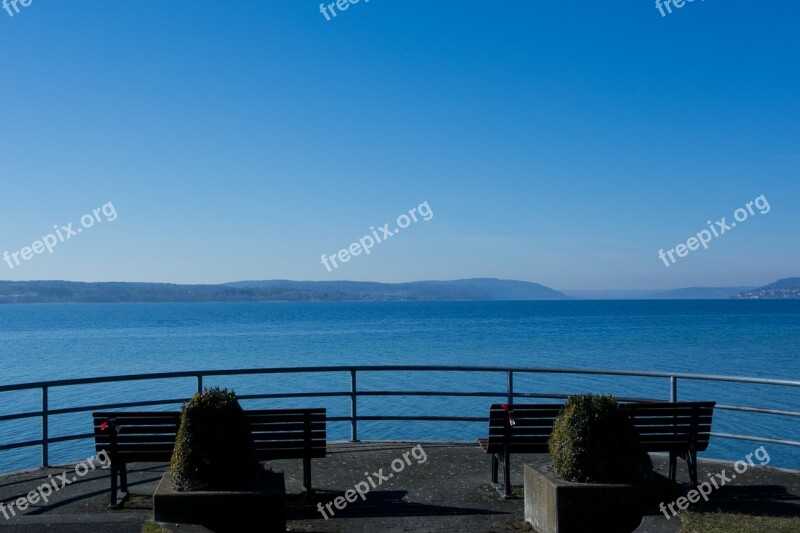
left=0, top=1, right=797, bottom=290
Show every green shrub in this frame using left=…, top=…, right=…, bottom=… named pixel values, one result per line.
left=170, top=387, right=261, bottom=491
left=548, top=394, right=652, bottom=483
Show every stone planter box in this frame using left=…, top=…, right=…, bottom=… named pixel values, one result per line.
left=153, top=471, right=286, bottom=532
left=524, top=464, right=671, bottom=533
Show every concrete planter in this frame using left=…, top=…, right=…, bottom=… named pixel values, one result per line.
left=524, top=464, right=646, bottom=533
left=153, top=471, right=286, bottom=532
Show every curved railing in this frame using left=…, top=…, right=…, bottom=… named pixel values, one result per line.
left=1, top=365, right=799, bottom=469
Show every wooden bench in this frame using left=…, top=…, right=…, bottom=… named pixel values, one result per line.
left=478, top=401, right=715, bottom=497
left=93, top=408, right=326, bottom=507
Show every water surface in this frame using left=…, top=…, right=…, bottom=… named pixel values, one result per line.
left=0, top=300, right=798, bottom=472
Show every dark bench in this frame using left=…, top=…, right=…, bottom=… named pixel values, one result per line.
left=93, top=408, right=326, bottom=506
left=478, top=401, right=715, bottom=497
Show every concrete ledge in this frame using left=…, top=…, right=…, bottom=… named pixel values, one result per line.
left=153, top=472, right=286, bottom=531
left=524, top=464, right=646, bottom=533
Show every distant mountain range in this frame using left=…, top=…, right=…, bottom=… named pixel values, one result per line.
left=0, top=278, right=568, bottom=304
left=0, top=277, right=797, bottom=304
left=649, top=287, right=756, bottom=299
left=562, top=288, right=755, bottom=300
left=224, top=279, right=567, bottom=301
left=563, top=278, right=800, bottom=300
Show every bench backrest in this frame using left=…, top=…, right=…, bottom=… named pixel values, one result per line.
left=92, top=408, right=326, bottom=463
left=486, top=401, right=715, bottom=453
left=624, top=402, right=714, bottom=452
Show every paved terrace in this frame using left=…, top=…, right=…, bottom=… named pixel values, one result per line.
left=0, top=442, right=798, bottom=532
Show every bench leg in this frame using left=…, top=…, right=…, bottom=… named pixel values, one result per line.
left=107, top=459, right=128, bottom=508
left=303, top=457, right=312, bottom=500
left=687, top=450, right=698, bottom=486
left=120, top=462, right=128, bottom=492
left=669, top=452, right=677, bottom=481
left=109, top=462, right=118, bottom=507
left=503, top=449, right=511, bottom=498
left=489, top=452, right=513, bottom=498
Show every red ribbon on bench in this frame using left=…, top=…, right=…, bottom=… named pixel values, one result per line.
left=500, top=404, right=516, bottom=427
left=100, top=419, right=118, bottom=432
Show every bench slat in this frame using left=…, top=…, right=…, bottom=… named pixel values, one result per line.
left=250, top=431, right=326, bottom=440
left=248, top=422, right=326, bottom=432
left=108, top=445, right=177, bottom=454
left=257, top=439, right=326, bottom=447
left=93, top=424, right=326, bottom=435
left=244, top=409, right=326, bottom=416
left=95, top=435, right=179, bottom=444
left=95, top=451, right=173, bottom=462
left=489, top=407, right=561, bottom=412
left=634, top=425, right=712, bottom=434
left=250, top=412, right=325, bottom=418
left=488, top=427, right=554, bottom=436
left=256, top=449, right=326, bottom=460
left=94, top=416, right=179, bottom=425
left=489, top=409, right=562, bottom=416
left=484, top=443, right=548, bottom=453
left=489, top=418, right=559, bottom=426
left=622, top=407, right=714, bottom=416
left=93, top=412, right=325, bottom=422
left=627, top=416, right=713, bottom=425
left=93, top=447, right=328, bottom=459
left=95, top=426, right=180, bottom=435
left=487, top=435, right=551, bottom=443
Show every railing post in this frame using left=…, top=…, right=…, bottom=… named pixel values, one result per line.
left=507, top=370, right=514, bottom=405
left=197, top=375, right=203, bottom=394
left=350, top=370, right=358, bottom=442
left=41, top=386, right=49, bottom=467
left=670, top=376, right=677, bottom=402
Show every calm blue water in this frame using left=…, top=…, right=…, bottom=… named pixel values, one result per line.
left=0, top=300, right=798, bottom=472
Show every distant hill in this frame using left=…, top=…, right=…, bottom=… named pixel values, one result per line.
left=563, top=287, right=753, bottom=300
left=733, top=278, right=800, bottom=299
left=0, top=281, right=301, bottom=304
left=225, top=278, right=570, bottom=301
left=562, top=289, right=656, bottom=300
left=763, top=277, right=800, bottom=289
left=651, top=287, right=754, bottom=300
left=0, top=278, right=569, bottom=304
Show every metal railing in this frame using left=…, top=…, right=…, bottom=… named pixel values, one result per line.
left=1, top=365, right=799, bottom=469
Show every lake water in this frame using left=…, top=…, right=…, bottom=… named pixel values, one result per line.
left=1, top=300, right=798, bottom=472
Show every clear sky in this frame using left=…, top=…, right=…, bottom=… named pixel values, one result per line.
left=0, top=1, right=797, bottom=290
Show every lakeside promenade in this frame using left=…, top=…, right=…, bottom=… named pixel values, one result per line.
left=0, top=442, right=798, bottom=532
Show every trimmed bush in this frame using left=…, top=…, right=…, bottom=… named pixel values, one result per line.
left=170, top=387, right=262, bottom=491
left=548, top=394, right=652, bottom=484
